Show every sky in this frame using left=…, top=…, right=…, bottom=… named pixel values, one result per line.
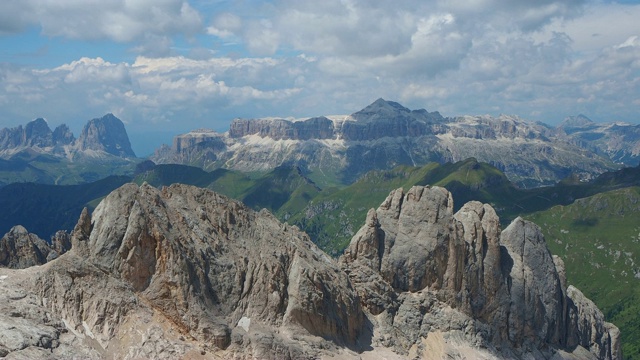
left=0, top=0, right=639, bottom=155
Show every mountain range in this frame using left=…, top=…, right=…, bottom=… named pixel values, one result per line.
left=0, top=114, right=135, bottom=159
left=152, top=98, right=639, bottom=187
left=0, top=114, right=137, bottom=186
left=3, top=99, right=639, bottom=189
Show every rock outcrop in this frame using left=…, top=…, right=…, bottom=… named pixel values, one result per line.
left=1, top=183, right=364, bottom=359
left=76, top=114, right=136, bottom=157
left=0, top=183, right=621, bottom=359
left=0, top=226, right=54, bottom=268
left=341, top=186, right=621, bottom=359
left=0, top=226, right=72, bottom=269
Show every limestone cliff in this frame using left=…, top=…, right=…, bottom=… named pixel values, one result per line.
left=341, top=186, right=621, bottom=359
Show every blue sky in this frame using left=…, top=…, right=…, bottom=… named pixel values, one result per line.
left=1, top=0, right=639, bottom=155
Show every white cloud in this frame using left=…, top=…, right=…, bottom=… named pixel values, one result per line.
left=0, top=0, right=202, bottom=56
left=0, top=55, right=303, bottom=134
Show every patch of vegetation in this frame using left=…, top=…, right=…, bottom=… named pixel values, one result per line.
left=526, top=187, right=640, bottom=359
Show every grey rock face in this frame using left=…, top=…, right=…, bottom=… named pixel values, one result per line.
left=23, top=119, right=53, bottom=147
left=51, top=124, right=75, bottom=146
left=1, top=183, right=364, bottom=359
left=0, top=119, right=53, bottom=151
left=341, top=186, right=620, bottom=359
left=76, top=114, right=136, bottom=157
left=0, top=226, right=53, bottom=269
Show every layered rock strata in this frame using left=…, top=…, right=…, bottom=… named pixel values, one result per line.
left=152, top=99, right=618, bottom=187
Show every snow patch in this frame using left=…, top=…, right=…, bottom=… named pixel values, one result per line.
left=237, top=316, right=251, bottom=332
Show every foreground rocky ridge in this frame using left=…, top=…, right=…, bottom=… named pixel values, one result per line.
left=0, top=183, right=620, bottom=359
left=152, top=99, right=624, bottom=187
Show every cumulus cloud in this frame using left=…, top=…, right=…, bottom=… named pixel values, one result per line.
left=0, top=54, right=303, bottom=135
left=0, top=0, right=202, bottom=55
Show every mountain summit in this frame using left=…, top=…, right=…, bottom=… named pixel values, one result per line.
left=76, top=114, right=136, bottom=157
left=351, top=98, right=412, bottom=122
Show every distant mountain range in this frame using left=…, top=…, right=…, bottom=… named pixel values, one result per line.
left=0, top=114, right=135, bottom=159
left=0, top=114, right=137, bottom=186
left=152, top=98, right=639, bottom=187
left=3, top=100, right=639, bottom=188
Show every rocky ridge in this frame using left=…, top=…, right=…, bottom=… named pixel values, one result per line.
left=0, top=114, right=136, bottom=160
left=0, top=183, right=620, bottom=359
left=151, top=99, right=620, bottom=187
left=340, top=186, right=620, bottom=359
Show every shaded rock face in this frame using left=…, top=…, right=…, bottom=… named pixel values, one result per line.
left=76, top=114, right=136, bottom=157
left=341, top=186, right=621, bottom=359
left=0, top=226, right=53, bottom=268
left=52, top=124, right=75, bottom=146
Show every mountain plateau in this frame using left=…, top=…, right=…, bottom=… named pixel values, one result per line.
left=151, top=99, right=630, bottom=187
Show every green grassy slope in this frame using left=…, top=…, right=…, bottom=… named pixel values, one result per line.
left=527, top=187, right=640, bottom=359
left=240, top=166, right=322, bottom=217
left=132, top=163, right=256, bottom=199
left=0, top=150, right=138, bottom=186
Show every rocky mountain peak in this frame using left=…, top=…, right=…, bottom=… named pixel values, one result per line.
left=341, top=185, right=621, bottom=359
left=76, top=113, right=136, bottom=157
left=558, top=114, right=596, bottom=129
left=351, top=98, right=412, bottom=122
left=5, top=182, right=363, bottom=358
left=0, top=225, right=54, bottom=268
left=560, top=114, right=596, bottom=129
left=52, top=124, right=75, bottom=145
left=23, top=118, right=53, bottom=147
